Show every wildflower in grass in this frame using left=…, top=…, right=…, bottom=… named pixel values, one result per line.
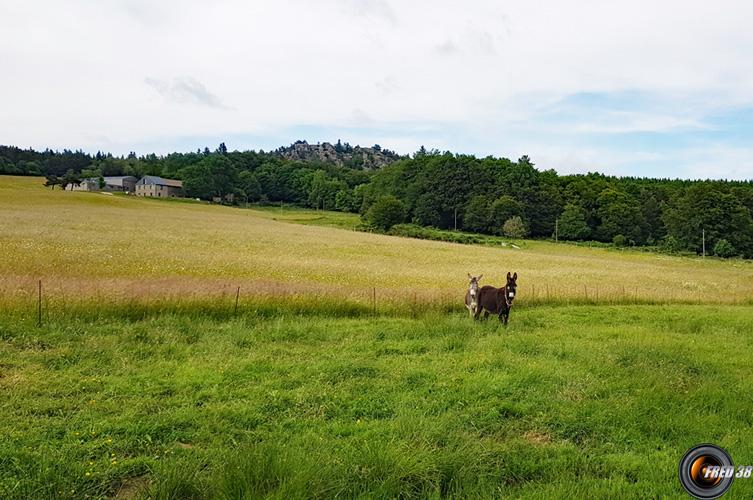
left=85, top=472, right=91, bottom=476
left=107, top=438, right=112, bottom=443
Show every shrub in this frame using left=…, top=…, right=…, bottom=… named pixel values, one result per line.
left=661, top=235, right=683, bottom=253
left=713, top=239, right=736, bottom=258
left=612, top=234, right=627, bottom=247
left=502, top=216, right=528, bottom=238
left=490, top=196, right=523, bottom=235
left=364, top=196, right=405, bottom=230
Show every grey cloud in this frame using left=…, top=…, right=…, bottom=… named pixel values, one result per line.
left=375, top=76, right=398, bottom=96
left=341, top=0, right=396, bottom=23
left=434, top=40, right=458, bottom=56
left=349, top=108, right=375, bottom=126
left=145, top=76, right=228, bottom=109
left=434, top=31, right=497, bottom=57
left=476, top=32, right=497, bottom=55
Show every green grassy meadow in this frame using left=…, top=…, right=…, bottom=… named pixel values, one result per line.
left=4, top=306, right=753, bottom=499
left=3, top=176, right=753, bottom=498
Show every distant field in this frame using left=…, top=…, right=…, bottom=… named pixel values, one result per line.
left=4, top=306, right=753, bottom=498
left=1, top=176, right=751, bottom=311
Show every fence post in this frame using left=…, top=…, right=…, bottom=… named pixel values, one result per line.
left=234, top=286, right=240, bottom=315
left=372, top=287, right=376, bottom=315
left=37, top=280, right=42, bottom=327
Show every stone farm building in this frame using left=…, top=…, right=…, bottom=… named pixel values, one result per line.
left=68, top=176, right=138, bottom=193
left=135, top=175, right=183, bottom=198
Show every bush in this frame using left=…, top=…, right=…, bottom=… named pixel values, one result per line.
left=612, top=234, right=627, bottom=247
left=490, top=196, right=523, bottom=235
left=502, top=216, right=528, bottom=238
left=661, top=235, right=683, bottom=253
left=713, top=239, right=736, bottom=258
left=364, top=196, right=405, bottom=230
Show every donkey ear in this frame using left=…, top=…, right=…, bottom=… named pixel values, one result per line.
left=512, top=272, right=518, bottom=280
left=477, top=274, right=483, bottom=281
left=467, top=273, right=472, bottom=279
left=506, top=272, right=512, bottom=280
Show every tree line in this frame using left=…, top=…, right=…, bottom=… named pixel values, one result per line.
left=2, top=142, right=752, bottom=258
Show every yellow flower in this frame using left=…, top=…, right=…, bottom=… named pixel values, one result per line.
left=85, top=472, right=91, bottom=476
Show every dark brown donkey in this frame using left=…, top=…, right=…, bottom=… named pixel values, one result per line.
left=475, top=272, right=518, bottom=325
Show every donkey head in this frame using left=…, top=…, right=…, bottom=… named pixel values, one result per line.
left=505, top=272, right=518, bottom=305
left=467, top=273, right=483, bottom=297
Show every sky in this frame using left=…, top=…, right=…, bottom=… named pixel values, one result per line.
left=2, top=0, right=753, bottom=180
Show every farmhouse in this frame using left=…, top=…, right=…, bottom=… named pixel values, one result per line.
left=68, top=176, right=138, bottom=193
left=135, top=175, right=183, bottom=198
left=103, top=176, right=138, bottom=193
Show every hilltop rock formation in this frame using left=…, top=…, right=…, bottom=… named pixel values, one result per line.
left=274, top=140, right=402, bottom=169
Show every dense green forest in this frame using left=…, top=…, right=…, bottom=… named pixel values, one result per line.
left=2, top=141, right=753, bottom=258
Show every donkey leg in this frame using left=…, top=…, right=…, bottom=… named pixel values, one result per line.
left=473, top=307, right=482, bottom=321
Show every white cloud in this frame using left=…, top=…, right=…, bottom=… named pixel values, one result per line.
left=2, top=0, right=753, bottom=177
left=145, top=77, right=228, bottom=109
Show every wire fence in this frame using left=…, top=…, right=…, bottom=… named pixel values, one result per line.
left=13, top=279, right=751, bottom=327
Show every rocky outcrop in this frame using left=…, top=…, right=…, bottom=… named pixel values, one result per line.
left=274, top=140, right=402, bottom=169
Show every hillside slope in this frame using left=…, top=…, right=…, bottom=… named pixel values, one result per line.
left=1, top=176, right=751, bottom=308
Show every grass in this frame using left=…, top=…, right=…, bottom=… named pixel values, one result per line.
left=245, top=204, right=361, bottom=229
left=3, top=175, right=753, bottom=498
left=3, top=305, right=753, bottom=498
left=1, top=176, right=752, bottom=311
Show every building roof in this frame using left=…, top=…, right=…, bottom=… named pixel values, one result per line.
left=102, top=176, right=137, bottom=187
left=137, top=175, right=183, bottom=188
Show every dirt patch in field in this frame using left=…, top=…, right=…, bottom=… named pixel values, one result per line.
left=523, top=431, right=552, bottom=445
left=114, top=475, right=151, bottom=499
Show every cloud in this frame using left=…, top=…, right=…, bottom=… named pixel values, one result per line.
left=374, top=76, right=398, bottom=96
left=144, top=77, right=228, bottom=109
left=340, top=0, right=397, bottom=23
left=434, top=40, right=458, bottom=56
left=3, top=1, right=753, bottom=178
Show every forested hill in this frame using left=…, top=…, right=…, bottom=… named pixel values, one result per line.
left=2, top=142, right=753, bottom=258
